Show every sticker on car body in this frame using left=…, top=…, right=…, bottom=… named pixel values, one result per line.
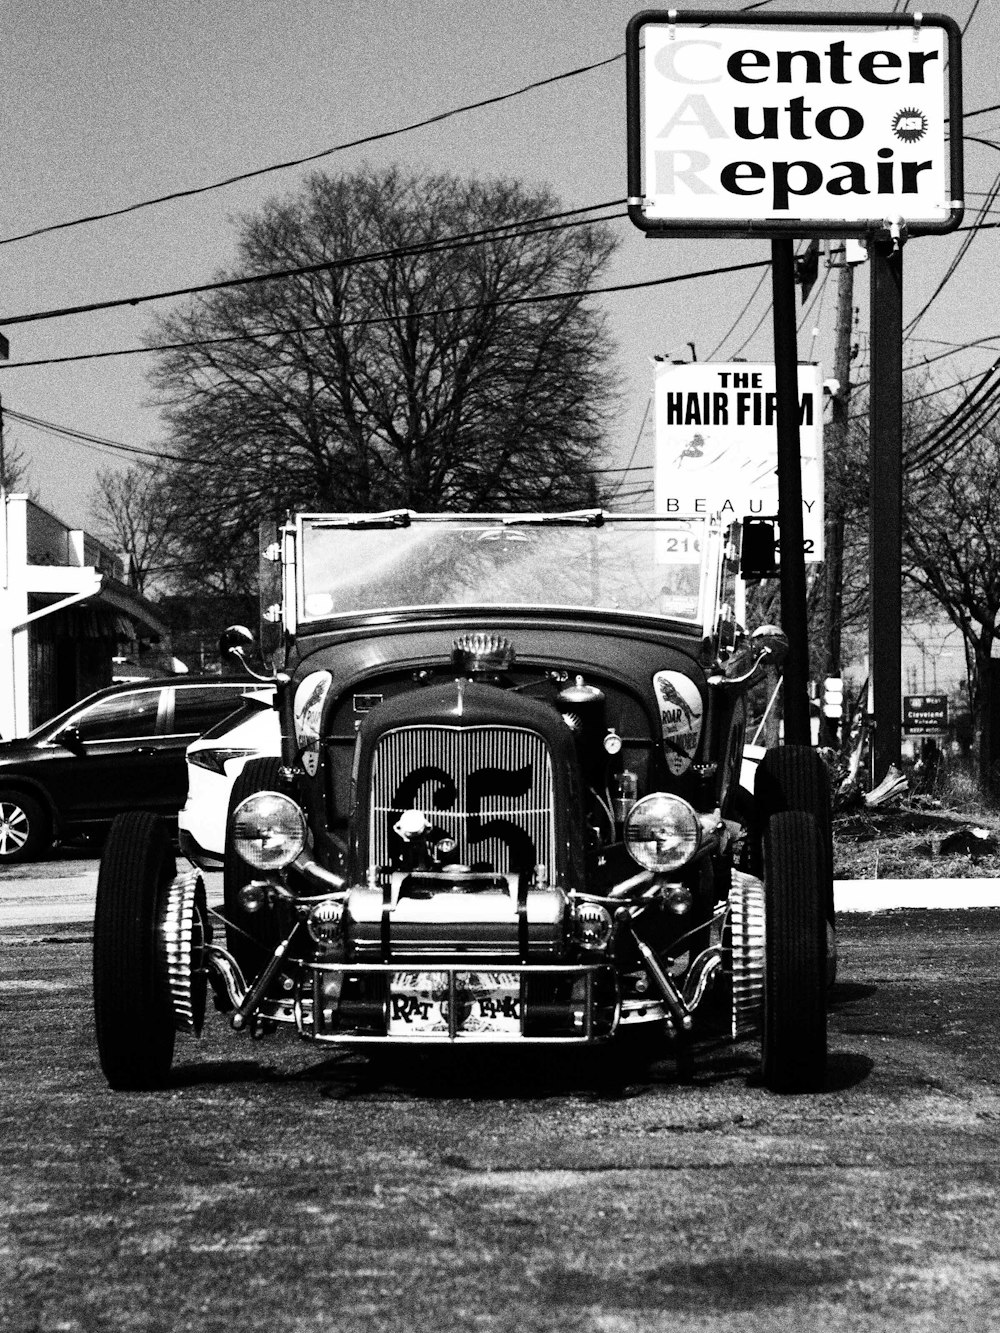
left=652, top=671, right=704, bottom=773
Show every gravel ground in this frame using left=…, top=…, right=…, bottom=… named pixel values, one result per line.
left=2, top=910, right=999, bottom=1332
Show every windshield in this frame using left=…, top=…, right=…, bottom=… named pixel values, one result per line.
left=293, top=512, right=721, bottom=629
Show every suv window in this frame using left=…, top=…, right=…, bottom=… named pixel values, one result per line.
left=171, top=684, right=247, bottom=738
left=74, top=690, right=162, bottom=742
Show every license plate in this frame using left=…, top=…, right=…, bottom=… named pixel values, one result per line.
left=388, top=971, right=521, bottom=1037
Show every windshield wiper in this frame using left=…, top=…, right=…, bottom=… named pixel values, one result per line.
left=500, top=510, right=605, bottom=528
left=310, top=510, right=413, bottom=530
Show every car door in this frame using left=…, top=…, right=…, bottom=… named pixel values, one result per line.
left=48, top=686, right=167, bottom=825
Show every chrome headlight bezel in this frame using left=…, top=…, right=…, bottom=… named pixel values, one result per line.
left=294, top=671, right=333, bottom=777
left=232, top=790, right=307, bottom=870
left=623, top=792, right=702, bottom=873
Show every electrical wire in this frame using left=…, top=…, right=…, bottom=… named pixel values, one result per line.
left=0, top=203, right=626, bottom=330
left=0, top=54, right=627, bottom=251
left=0, top=0, right=992, bottom=259
left=963, top=0, right=983, bottom=35
left=3, top=405, right=189, bottom=464
left=904, top=167, right=1000, bottom=334
left=705, top=268, right=770, bottom=360
left=0, top=0, right=785, bottom=253
left=606, top=395, right=652, bottom=506
left=0, top=257, right=772, bottom=372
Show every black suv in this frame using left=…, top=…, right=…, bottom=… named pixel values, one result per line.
left=0, top=678, right=253, bottom=862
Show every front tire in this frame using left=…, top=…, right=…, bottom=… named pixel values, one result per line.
left=0, top=789, right=49, bottom=863
left=755, top=744, right=837, bottom=985
left=761, top=811, right=827, bottom=1093
left=93, top=812, right=177, bottom=1089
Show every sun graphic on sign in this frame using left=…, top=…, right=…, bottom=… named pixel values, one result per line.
left=892, top=107, right=928, bottom=143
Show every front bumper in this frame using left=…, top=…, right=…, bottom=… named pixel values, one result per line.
left=220, top=959, right=623, bottom=1045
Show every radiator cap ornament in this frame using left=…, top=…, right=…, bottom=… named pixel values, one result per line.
left=452, top=632, right=516, bottom=674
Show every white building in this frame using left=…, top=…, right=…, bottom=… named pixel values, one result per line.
left=0, top=493, right=167, bottom=738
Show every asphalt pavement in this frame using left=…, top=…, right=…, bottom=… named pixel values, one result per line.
left=1, top=857, right=222, bottom=930
left=2, top=857, right=999, bottom=931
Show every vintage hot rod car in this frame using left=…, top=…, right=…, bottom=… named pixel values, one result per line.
left=93, top=511, right=833, bottom=1092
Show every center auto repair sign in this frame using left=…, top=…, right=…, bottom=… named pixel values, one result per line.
left=627, top=12, right=961, bottom=236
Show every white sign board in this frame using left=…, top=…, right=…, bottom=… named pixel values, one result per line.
left=654, top=361, right=824, bottom=561
left=638, top=21, right=953, bottom=230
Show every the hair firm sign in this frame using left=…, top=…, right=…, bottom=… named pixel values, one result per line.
left=653, top=360, right=824, bottom=560
left=628, top=13, right=961, bottom=236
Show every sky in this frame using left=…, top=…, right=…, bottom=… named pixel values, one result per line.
left=0, top=0, right=996, bottom=533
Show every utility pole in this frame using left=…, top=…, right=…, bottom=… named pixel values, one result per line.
left=869, top=237, right=904, bottom=784
left=771, top=238, right=811, bottom=746
left=821, top=247, right=855, bottom=744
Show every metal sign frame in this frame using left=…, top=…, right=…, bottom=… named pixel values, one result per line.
left=626, top=9, right=964, bottom=240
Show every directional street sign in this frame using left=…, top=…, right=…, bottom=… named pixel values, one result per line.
left=902, top=694, right=949, bottom=735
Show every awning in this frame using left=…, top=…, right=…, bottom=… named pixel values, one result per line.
left=22, top=576, right=168, bottom=641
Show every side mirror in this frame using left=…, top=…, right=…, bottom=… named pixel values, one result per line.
left=219, top=625, right=255, bottom=670
left=57, top=725, right=85, bottom=755
left=751, top=624, right=790, bottom=670
left=219, top=624, right=279, bottom=684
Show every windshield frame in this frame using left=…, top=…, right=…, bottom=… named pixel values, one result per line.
left=285, top=511, right=726, bottom=638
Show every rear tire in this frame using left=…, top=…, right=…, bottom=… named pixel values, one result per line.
left=223, top=757, right=289, bottom=983
left=0, top=789, right=49, bottom=863
left=93, top=812, right=177, bottom=1089
left=761, top=810, right=827, bottom=1093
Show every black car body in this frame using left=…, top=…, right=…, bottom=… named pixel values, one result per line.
left=0, top=678, right=254, bottom=861
left=93, top=512, right=833, bottom=1091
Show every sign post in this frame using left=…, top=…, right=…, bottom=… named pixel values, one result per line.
left=627, top=10, right=963, bottom=766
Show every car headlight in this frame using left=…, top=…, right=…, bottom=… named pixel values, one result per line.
left=232, top=791, right=307, bottom=870
left=624, top=793, right=701, bottom=872
left=294, top=671, right=333, bottom=776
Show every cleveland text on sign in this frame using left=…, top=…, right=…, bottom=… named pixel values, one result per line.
left=902, top=695, right=949, bottom=736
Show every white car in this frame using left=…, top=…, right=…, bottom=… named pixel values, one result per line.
left=178, top=689, right=281, bottom=868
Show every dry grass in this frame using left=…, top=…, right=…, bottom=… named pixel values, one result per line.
left=834, top=761, right=1000, bottom=880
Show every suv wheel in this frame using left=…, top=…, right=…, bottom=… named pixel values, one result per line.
left=93, top=812, right=177, bottom=1089
left=761, top=810, right=827, bottom=1093
left=0, top=790, right=48, bottom=863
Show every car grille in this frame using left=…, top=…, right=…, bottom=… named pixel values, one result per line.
left=369, top=725, right=558, bottom=876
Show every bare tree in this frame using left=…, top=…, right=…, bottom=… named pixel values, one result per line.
left=89, top=465, right=177, bottom=597
left=0, top=427, right=35, bottom=495
left=145, top=166, right=620, bottom=596
left=903, top=428, right=1000, bottom=788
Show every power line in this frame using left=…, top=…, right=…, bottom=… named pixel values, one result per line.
left=14, top=199, right=996, bottom=345
left=0, top=54, right=627, bottom=251
left=904, top=167, right=1000, bottom=334
left=0, top=0, right=786, bottom=252
left=3, top=405, right=188, bottom=463
left=0, top=202, right=626, bottom=330
left=0, top=257, right=772, bottom=372
left=0, top=0, right=993, bottom=257
left=607, top=395, right=652, bottom=506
